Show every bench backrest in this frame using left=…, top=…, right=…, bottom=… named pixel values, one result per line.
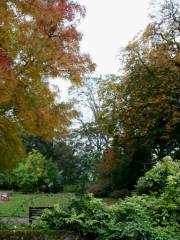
left=29, top=206, right=53, bottom=223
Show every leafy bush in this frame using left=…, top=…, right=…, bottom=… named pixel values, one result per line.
left=35, top=157, right=180, bottom=239
left=0, top=220, right=29, bottom=230
left=136, top=156, right=180, bottom=195
left=38, top=194, right=112, bottom=238
left=112, top=195, right=179, bottom=240
left=13, top=150, right=63, bottom=193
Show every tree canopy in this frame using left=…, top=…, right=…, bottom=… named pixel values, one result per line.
left=0, top=0, right=94, bottom=168
left=96, top=0, right=180, bottom=191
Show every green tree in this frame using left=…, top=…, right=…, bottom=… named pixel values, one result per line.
left=22, top=134, right=80, bottom=185
left=13, top=150, right=62, bottom=193
left=22, top=134, right=54, bottom=159
left=69, top=76, right=112, bottom=153
left=67, top=76, right=118, bottom=190
left=52, top=141, right=80, bottom=185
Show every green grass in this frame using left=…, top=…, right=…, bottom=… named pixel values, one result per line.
left=0, top=192, right=73, bottom=217
left=0, top=191, right=117, bottom=217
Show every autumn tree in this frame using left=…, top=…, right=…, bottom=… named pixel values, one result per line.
left=118, top=0, right=180, bottom=158
left=98, top=0, right=180, bottom=191
left=0, top=0, right=94, bottom=168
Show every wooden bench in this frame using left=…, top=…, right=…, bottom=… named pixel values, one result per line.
left=29, top=206, right=53, bottom=223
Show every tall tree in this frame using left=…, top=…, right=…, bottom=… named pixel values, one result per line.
left=0, top=0, right=94, bottom=168
left=68, top=76, right=117, bottom=154
left=66, top=76, right=118, bottom=186
left=98, top=0, right=180, bottom=190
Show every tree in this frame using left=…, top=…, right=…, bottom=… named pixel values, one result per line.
left=22, top=134, right=54, bottom=159
left=22, top=134, right=81, bottom=185
left=13, top=150, right=62, bottom=193
left=52, top=141, right=80, bottom=184
left=67, top=76, right=117, bottom=187
left=118, top=0, right=180, bottom=156
left=69, top=76, right=112, bottom=153
left=0, top=0, right=94, bottom=168
left=97, top=0, right=180, bottom=191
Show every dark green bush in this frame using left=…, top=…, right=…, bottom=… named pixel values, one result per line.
left=38, top=194, right=112, bottom=238
left=112, top=195, right=179, bottom=240
left=35, top=157, right=180, bottom=240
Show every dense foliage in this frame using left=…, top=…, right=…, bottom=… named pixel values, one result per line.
left=0, top=0, right=94, bottom=169
left=22, top=135, right=80, bottom=185
left=0, top=1, right=179, bottom=237
left=35, top=157, right=180, bottom=239
left=93, top=0, right=180, bottom=192
left=13, top=150, right=62, bottom=193
left=137, top=156, right=180, bottom=195
left=0, top=171, right=12, bottom=189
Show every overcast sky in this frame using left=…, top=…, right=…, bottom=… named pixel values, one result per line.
left=77, top=0, right=150, bottom=74
left=52, top=0, right=151, bottom=100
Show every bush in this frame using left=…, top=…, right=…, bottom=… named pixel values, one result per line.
left=136, top=156, right=180, bottom=195
left=112, top=195, right=179, bottom=240
left=13, top=150, right=63, bottom=193
left=36, top=194, right=112, bottom=238
left=35, top=157, right=180, bottom=239
left=0, top=221, right=14, bottom=230
left=38, top=194, right=179, bottom=239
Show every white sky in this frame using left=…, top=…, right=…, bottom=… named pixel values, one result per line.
left=77, top=0, right=150, bottom=74
left=51, top=0, right=151, bottom=100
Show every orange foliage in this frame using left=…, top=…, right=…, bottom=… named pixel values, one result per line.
left=98, top=147, right=117, bottom=176
left=0, top=0, right=94, bottom=168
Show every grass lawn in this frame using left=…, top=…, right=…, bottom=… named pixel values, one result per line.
left=0, top=192, right=73, bottom=217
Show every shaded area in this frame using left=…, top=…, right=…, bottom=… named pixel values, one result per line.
left=0, top=231, right=86, bottom=240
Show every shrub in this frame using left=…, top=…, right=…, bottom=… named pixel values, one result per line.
left=36, top=194, right=112, bottom=238
left=112, top=195, right=179, bottom=240
left=136, top=156, right=180, bottom=195
left=0, top=221, right=14, bottom=230
left=13, top=150, right=63, bottom=193
left=35, top=157, right=180, bottom=239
